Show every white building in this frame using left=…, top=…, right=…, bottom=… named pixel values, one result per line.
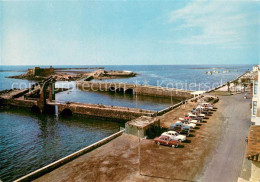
left=251, top=73, right=259, bottom=125
left=244, top=70, right=260, bottom=182
left=253, top=65, right=260, bottom=72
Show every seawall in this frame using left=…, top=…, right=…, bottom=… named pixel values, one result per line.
left=49, top=101, right=156, bottom=121
left=14, top=130, right=125, bottom=182
left=76, top=81, right=192, bottom=99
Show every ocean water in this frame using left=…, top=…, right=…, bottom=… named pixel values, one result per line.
left=0, top=108, right=123, bottom=181
left=0, top=64, right=252, bottom=181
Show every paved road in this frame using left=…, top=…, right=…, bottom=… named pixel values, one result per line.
left=200, top=93, right=251, bottom=182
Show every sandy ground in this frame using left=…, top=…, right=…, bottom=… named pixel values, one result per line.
left=34, top=93, right=251, bottom=182
left=159, top=102, right=198, bottom=128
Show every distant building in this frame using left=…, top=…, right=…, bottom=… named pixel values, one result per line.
left=27, top=66, right=54, bottom=76
left=253, top=65, right=260, bottom=72
left=251, top=74, right=259, bottom=125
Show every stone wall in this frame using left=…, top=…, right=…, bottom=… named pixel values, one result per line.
left=10, top=99, right=37, bottom=108
left=125, top=116, right=160, bottom=138
left=134, top=85, right=191, bottom=99
left=56, top=102, right=156, bottom=121
left=76, top=81, right=192, bottom=99
left=14, top=130, right=125, bottom=182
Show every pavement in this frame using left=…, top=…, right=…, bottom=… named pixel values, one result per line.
left=198, top=93, right=251, bottom=182
left=33, top=93, right=251, bottom=182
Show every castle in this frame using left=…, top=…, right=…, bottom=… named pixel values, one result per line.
left=27, top=66, right=54, bottom=76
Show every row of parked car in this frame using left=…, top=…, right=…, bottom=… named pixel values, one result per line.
left=154, top=102, right=215, bottom=148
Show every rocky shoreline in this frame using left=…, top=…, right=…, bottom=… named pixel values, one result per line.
left=6, top=67, right=137, bottom=82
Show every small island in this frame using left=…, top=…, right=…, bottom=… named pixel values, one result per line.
left=7, top=66, right=137, bottom=81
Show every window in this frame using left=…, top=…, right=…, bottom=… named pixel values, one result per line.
left=254, top=81, right=258, bottom=95
left=253, top=101, right=257, bottom=115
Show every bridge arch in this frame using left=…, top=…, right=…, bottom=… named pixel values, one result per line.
left=125, top=88, right=134, bottom=94
left=116, top=88, right=124, bottom=93
left=108, top=87, right=115, bottom=92
left=31, top=105, right=41, bottom=114
left=60, top=108, right=73, bottom=117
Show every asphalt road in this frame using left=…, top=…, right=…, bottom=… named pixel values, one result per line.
left=199, top=93, right=251, bottom=182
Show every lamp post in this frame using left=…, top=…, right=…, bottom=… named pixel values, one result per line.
left=171, top=90, right=173, bottom=105
left=138, top=129, right=141, bottom=175
left=136, top=93, right=138, bottom=109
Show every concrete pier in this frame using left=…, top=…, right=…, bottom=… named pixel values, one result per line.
left=76, top=81, right=192, bottom=99
left=47, top=101, right=156, bottom=121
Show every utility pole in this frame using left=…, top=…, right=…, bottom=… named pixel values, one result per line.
left=136, top=93, right=138, bottom=109
left=138, top=129, right=141, bottom=175
left=171, top=91, right=173, bottom=105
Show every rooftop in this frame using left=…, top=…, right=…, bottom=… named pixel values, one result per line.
left=126, top=116, right=160, bottom=129
left=246, top=125, right=260, bottom=162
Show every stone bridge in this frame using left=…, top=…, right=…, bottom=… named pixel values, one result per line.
left=47, top=101, right=156, bottom=121
left=0, top=77, right=56, bottom=113
left=1, top=78, right=191, bottom=120
left=76, top=81, right=192, bottom=99
left=0, top=77, right=156, bottom=120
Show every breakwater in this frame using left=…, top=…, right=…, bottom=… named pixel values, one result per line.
left=76, top=81, right=192, bottom=99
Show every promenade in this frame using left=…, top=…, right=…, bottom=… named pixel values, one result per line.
left=33, top=93, right=251, bottom=182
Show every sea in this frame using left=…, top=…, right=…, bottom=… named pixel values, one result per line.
left=0, top=64, right=252, bottom=181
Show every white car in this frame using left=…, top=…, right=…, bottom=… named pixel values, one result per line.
left=162, top=131, right=186, bottom=141
left=188, top=112, right=205, bottom=118
left=190, top=120, right=198, bottom=124
left=200, top=103, right=214, bottom=110
left=183, top=123, right=196, bottom=128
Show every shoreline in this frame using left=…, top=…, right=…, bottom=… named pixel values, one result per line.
left=1, top=68, right=252, bottom=181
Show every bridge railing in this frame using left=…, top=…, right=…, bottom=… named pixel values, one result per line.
left=47, top=101, right=156, bottom=114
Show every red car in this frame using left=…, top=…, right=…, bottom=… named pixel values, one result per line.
left=184, top=115, right=191, bottom=120
left=154, top=135, right=179, bottom=148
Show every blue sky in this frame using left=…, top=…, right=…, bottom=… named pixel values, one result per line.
left=0, top=0, right=259, bottom=65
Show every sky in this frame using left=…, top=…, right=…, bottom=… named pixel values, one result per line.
left=0, top=0, right=259, bottom=65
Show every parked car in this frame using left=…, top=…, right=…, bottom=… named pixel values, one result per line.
left=188, top=112, right=203, bottom=122
left=179, top=117, right=188, bottom=122
left=169, top=123, right=183, bottom=133
left=162, top=130, right=186, bottom=141
left=182, top=114, right=199, bottom=124
left=188, top=111, right=205, bottom=118
left=180, top=125, right=191, bottom=136
left=181, top=120, right=196, bottom=128
left=196, top=106, right=210, bottom=113
left=154, top=135, right=180, bottom=148
left=200, top=102, right=214, bottom=110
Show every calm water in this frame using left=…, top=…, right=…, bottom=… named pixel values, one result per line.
left=0, top=64, right=252, bottom=181
left=0, top=108, right=123, bottom=181
left=92, top=65, right=251, bottom=90
left=55, top=81, right=179, bottom=111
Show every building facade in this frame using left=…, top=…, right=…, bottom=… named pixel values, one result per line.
left=245, top=69, right=260, bottom=182
left=253, top=65, right=260, bottom=72
left=251, top=71, right=260, bottom=125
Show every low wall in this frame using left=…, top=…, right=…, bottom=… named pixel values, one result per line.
left=157, top=94, right=203, bottom=116
left=10, top=99, right=37, bottom=108
left=14, top=130, right=125, bottom=182
left=157, top=101, right=183, bottom=116
left=56, top=102, right=156, bottom=121
left=134, top=86, right=192, bottom=99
